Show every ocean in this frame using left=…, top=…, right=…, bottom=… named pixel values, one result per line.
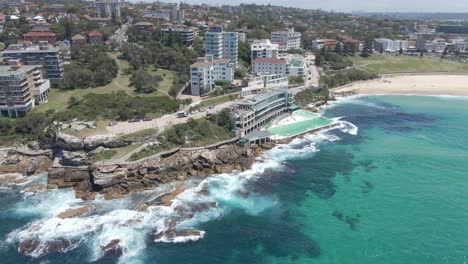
left=1, top=95, right=468, bottom=264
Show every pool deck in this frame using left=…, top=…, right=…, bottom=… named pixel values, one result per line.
left=266, top=110, right=339, bottom=140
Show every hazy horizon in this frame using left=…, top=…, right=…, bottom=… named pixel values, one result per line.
left=138, top=0, right=468, bottom=13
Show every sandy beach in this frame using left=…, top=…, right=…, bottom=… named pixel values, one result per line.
left=333, top=74, right=468, bottom=96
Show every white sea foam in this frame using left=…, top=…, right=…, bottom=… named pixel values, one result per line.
left=3, top=118, right=360, bottom=263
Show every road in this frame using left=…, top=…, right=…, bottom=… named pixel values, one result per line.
left=106, top=101, right=233, bottom=135
left=109, top=24, right=129, bottom=48
left=105, top=52, right=320, bottom=136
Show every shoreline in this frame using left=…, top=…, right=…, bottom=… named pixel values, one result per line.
left=332, top=74, right=468, bottom=97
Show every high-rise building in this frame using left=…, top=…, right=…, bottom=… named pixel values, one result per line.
left=271, top=28, right=301, bottom=51
left=190, top=55, right=235, bottom=96
left=0, top=60, right=50, bottom=117
left=251, top=39, right=279, bottom=61
left=205, top=26, right=238, bottom=65
left=1, top=42, right=63, bottom=87
left=95, top=0, right=121, bottom=19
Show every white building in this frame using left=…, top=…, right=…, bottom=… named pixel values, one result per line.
left=241, top=74, right=289, bottom=96
left=284, top=54, right=308, bottom=77
left=252, top=57, right=287, bottom=76
left=238, top=32, right=246, bottom=42
left=374, top=38, right=409, bottom=52
left=190, top=55, right=235, bottom=96
left=205, top=25, right=238, bottom=65
left=271, top=28, right=301, bottom=51
left=251, top=39, right=279, bottom=61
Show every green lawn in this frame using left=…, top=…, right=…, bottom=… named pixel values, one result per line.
left=121, top=128, right=158, bottom=140
left=148, top=68, right=175, bottom=96
left=92, top=144, right=143, bottom=162
left=34, top=52, right=134, bottom=113
left=34, top=54, right=178, bottom=114
left=350, top=54, right=468, bottom=74
left=191, top=94, right=238, bottom=111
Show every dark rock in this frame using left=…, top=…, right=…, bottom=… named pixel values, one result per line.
left=101, top=239, right=122, bottom=257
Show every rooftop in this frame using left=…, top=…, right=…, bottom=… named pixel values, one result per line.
left=71, top=34, right=86, bottom=40
left=192, top=58, right=231, bottom=67
left=252, top=57, right=286, bottom=64
left=88, top=31, right=103, bottom=37
left=24, top=31, right=56, bottom=37
left=135, top=22, right=154, bottom=26
left=2, top=43, right=60, bottom=53
left=0, top=64, right=37, bottom=75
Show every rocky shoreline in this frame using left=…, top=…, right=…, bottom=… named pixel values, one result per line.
left=0, top=135, right=274, bottom=201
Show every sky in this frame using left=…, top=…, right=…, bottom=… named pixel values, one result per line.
left=151, top=0, right=468, bottom=13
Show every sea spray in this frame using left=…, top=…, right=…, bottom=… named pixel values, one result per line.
left=1, top=119, right=359, bottom=263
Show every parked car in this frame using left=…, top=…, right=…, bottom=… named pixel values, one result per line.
left=143, top=117, right=152, bottom=121
left=109, top=121, right=117, bottom=126
left=128, top=118, right=141, bottom=123
left=177, top=111, right=187, bottom=118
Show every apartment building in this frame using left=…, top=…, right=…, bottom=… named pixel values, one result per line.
left=190, top=55, right=235, bottom=96
left=0, top=60, right=50, bottom=117
left=251, top=39, right=279, bottom=61
left=232, top=89, right=293, bottom=135
left=343, top=39, right=360, bottom=54
left=1, top=42, right=63, bottom=87
left=252, top=57, right=287, bottom=76
left=312, top=39, right=337, bottom=50
left=284, top=54, right=308, bottom=77
left=95, top=0, right=121, bottom=19
left=134, top=22, right=154, bottom=33
left=23, top=31, right=57, bottom=44
left=374, top=38, right=409, bottom=53
left=241, top=74, right=289, bottom=96
left=271, top=28, right=301, bottom=51
left=205, top=25, right=239, bottom=65
left=161, top=24, right=199, bottom=46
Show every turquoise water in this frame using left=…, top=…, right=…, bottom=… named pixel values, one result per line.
left=1, top=95, right=468, bottom=263
left=268, top=110, right=333, bottom=137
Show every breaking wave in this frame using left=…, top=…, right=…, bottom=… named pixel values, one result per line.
left=0, top=121, right=358, bottom=263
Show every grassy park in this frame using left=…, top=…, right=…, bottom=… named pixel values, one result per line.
left=34, top=53, right=177, bottom=114
left=350, top=54, right=468, bottom=74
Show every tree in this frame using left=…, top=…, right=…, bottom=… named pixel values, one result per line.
left=130, top=70, right=159, bottom=93
left=67, top=96, right=79, bottom=107
left=238, top=41, right=251, bottom=64
left=441, top=46, right=449, bottom=59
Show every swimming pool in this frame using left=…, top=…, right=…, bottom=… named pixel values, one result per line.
left=267, top=110, right=334, bottom=138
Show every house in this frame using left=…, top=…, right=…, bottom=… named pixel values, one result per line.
left=71, top=34, right=86, bottom=48
left=88, top=31, right=103, bottom=45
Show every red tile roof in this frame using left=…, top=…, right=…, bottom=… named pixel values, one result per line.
left=88, top=31, right=103, bottom=37
left=24, top=31, right=56, bottom=37
left=252, top=57, right=286, bottom=64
